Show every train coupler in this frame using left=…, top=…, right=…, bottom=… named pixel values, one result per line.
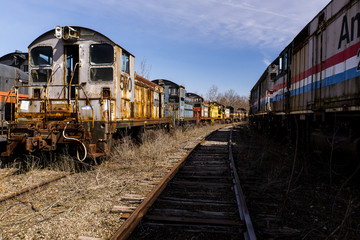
left=26, top=137, right=48, bottom=152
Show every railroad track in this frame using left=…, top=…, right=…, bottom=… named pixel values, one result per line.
left=0, top=172, right=73, bottom=203
left=110, top=126, right=256, bottom=240
left=0, top=169, right=19, bottom=179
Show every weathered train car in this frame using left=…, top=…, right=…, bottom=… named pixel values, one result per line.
left=152, top=79, right=196, bottom=125
left=185, top=92, right=212, bottom=123
left=238, top=108, right=248, bottom=121
left=249, top=61, right=277, bottom=117
left=224, top=106, right=232, bottom=123
left=202, top=102, right=210, bottom=121
left=134, top=74, right=165, bottom=120
left=0, top=51, right=29, bottom=73
left=250, top=0, right=360, bottom=160
left=184, top=94, right=195, bottom=118
left=2, top=26, right=170, bottom=159
left=209, top=102, right=224, bottom=123
left=225, top=106, right=235, bottom=123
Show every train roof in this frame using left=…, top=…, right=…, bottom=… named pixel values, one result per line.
left=28, top=26, right=134, bottom=57
left=251, top=58, right=278, bottom=92
left=0, top=51, right=28, bottom=62
left=186, top=92, right=204, bottom=100
left=0, top=63, right=28, bottom=82
left=152, top=79, right=184, bottom=89
left=135, top=74, right=163, bottom=90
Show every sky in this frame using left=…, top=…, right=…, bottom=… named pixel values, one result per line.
left=0, top=0, right=330, bottom=97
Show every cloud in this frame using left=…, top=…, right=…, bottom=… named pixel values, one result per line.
left=93, top=0, right=330, bottom=50
left=32, top=0, right=329, bottom=51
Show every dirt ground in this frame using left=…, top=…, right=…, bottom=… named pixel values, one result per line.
left=232, top=124, right=360, bottom=239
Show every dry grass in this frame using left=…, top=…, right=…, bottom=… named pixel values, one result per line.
left=0, top=124, right=223, bottom=240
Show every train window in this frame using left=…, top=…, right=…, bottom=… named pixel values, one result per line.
left=90, top=44, right=114, bottom=65
left=169, top=88, right=178, bottom=95
left=279, top=57, right=283, bottom=74
left=30, top=46, right=53, bottom=66
left=31, top=69, right=52, bottom=82
left=90, top=67, right=113, bottom=81
left=284, top=53, right=288, bottom=71
left=122, top=52, right=130, bottom=74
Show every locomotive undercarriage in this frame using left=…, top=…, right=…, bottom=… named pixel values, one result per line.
left=1, top=120, right=104, bottom=159
left=2, top=117, right=172, bottom=160
left=251, top=111, right=360, bottom=163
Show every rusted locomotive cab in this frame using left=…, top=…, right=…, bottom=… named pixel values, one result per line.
left=2, top=26, right=169, bottom=159
left=185, top=92, right=210, bottom=124
left=184, top=95, right=194, bottom=119
left=202, top=102, right=210, bottom=121
left=226, top=106, right=235, bottom=122
left=209, top=102, right=223, bottom=123
left=152, top=79, right=195, bottom=126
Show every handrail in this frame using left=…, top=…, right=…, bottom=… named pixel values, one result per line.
left=10, top=84, right=95, bottom=128
left=0, top=87, right=15, bottom=137
left=68, top=62, right=80, bottom=105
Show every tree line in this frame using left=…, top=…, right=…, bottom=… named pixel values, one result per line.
left=205, top=85, right=248, bottom=110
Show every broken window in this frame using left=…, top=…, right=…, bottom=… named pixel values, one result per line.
left=30, top=46, right=53, bottom=66
left=30, top=46, right=53, bottom=82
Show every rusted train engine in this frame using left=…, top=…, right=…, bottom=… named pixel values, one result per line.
left=2, top=26, right=169, bottom=159
left=152, top=79, right=197, bottom=126
left=250, top=0, right=360, bottom=160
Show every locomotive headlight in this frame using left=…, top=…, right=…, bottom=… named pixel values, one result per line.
left=54, top=26, right=63, bottom=39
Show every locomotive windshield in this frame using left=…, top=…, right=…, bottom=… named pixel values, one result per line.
left=90, top=44, right=114, bottom=81
left=30, top=46, right=53, bottom=82
left=169, top=88, right=178, bottom=96
left=90, top=44, right=113, bottom=65
left=30, top=46, right=53, bottom=66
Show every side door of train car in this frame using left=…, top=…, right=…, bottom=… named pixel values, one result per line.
left=65, top=45, right=79, bottom=99
left=313, top=27, right=325, bottom=110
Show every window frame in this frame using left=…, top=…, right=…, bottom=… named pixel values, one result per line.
left=30, top=46, right=53, bottom=83
left=89, top=43, right=114, bottom=82
left=89, top=43, right=114, bottom=66
left=30, top=46, right=53, bottom=67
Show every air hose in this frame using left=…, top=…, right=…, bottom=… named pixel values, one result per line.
left=62, top=121, right=87, bottom=161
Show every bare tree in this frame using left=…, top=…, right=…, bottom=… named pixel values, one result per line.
left=205, top=85, right=249, bottom=110
left=138, top=58, right=152, bottom=79
left=206, top=85, right=219, bottom=102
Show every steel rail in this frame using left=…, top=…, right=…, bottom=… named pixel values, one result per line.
left=229, top=128, right=256, bottom=240
left=0, top=172, right=73, bottom=203
left=0, top=169, right=19, bottom=179
left=110, top=131, right=216, bottom=240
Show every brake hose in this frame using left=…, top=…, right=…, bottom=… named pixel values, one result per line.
left=62, top=121, right=87, bottom=161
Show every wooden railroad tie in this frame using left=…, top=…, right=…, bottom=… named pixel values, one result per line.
left=110, top=205, right=136, bottom=213
left=78, top=236, right=103, bottom=240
